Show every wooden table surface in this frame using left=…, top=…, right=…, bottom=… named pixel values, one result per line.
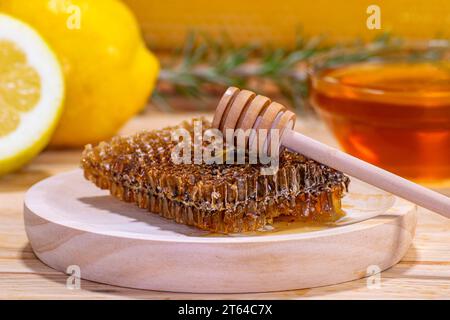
left=1, top=109, right=449, bottom=300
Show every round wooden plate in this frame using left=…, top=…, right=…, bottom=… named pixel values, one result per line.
left=24, top=170, right=417, bottom=293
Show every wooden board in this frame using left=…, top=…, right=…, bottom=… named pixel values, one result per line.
left=24, top=169, right=417, bottom=293
left=0, top=110, right=448, bottom=299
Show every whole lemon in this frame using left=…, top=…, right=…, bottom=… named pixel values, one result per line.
left=0, top=0, right=159, bottom=147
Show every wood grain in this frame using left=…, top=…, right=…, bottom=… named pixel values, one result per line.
left=23, top=170, right=416, bottom=293
left=0, top=109, right=449, bottom=299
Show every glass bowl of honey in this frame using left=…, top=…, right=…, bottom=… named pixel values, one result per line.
left=309, top=40, right=450, bottom=187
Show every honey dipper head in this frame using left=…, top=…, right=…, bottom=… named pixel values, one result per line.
left=212, top=87, right=296, bottom=150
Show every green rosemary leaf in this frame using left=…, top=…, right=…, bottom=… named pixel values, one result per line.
left=154, top=32, right=403, bottom=112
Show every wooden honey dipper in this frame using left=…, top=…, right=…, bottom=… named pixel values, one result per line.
left=212, top=87, right=450, bottom=219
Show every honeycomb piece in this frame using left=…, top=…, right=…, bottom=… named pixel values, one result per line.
left=81, top=118, right=350, bottom=233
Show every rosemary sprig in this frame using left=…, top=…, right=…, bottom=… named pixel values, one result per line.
left=153, top=32, right=396, bottom=112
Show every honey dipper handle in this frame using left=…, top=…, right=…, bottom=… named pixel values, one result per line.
left=282, top=129, right=450, bottom=218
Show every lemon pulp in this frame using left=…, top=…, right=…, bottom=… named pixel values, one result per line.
left=0, top=40, right=41, bottom=137
left=0, top=13, right=64, bottom=176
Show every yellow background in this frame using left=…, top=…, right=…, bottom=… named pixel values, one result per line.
left=123, top=0, right=450, bottom=49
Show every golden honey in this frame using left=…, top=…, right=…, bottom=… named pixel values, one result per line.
left=81, top=118, right=349, bottom=233
left=311, top=60, right=450, bottom=186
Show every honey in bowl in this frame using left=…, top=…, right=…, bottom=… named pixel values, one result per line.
left=310, top=54, right=450, bottom=187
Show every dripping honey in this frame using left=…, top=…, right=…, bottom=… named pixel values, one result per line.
left=311, top=61, right=450, bottom=186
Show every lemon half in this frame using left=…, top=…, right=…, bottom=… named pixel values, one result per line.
left=0, top=14, right=64, bottom=176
